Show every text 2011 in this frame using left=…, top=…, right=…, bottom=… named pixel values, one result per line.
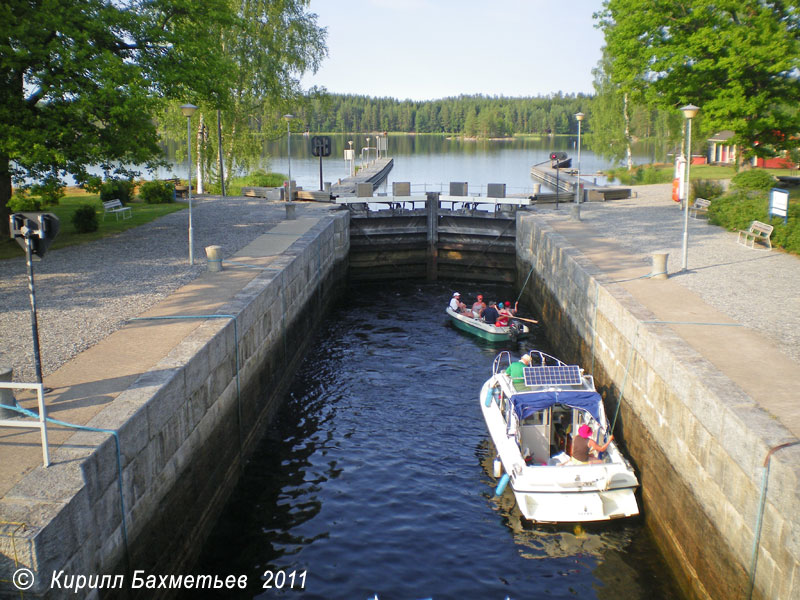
left=262, top=569, right=307, bottom=590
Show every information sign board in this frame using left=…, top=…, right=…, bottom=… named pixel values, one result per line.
left=769, top=187, right=789, bottom=224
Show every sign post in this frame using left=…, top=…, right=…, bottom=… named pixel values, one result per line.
left=769, top=188, right=789, bottom=225
left=9, top=213, right=60, bottom=385
left=311, top=136, right=332, bottom=191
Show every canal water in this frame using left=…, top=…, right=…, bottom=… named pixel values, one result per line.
left=189, top=282, right=682, bottom=599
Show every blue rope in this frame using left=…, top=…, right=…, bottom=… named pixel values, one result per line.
left=515, top=262, right=535, bottom=306
left=4, top=403, right=130, bottom=572
left=221, top=259, right=282, bottom=270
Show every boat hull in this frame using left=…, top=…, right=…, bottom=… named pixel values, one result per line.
left=513, top=487, right=639, bottom=523
left=446, top=307, right=528, bottom=343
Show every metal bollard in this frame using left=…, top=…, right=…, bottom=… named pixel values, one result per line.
left=285, top=202, right=296, bottom=220
left=569, top=204, right=581, bottom=221
left=205, top=245, right=222, bottom=272
left=650, top=252, right=669, bottom=279
left=0, top=366, right=15, bottom=418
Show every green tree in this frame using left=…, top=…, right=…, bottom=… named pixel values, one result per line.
left=596, top=0, right=800, bottom=168
left=0, top=0, right=234, bottom=236
left=162, top=0, right=326, bottom=192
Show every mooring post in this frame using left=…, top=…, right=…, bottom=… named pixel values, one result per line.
left=426, top=192, right=439, bottom=281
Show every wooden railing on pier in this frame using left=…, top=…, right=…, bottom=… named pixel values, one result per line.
left=530, top=164, right=631, bottom=201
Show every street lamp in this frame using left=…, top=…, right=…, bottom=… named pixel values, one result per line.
left=284, top=114, right=295, bottom=203
left=348, top=140, right=354, bottom=176
left=575, top=112, right=584, bottom=204
left=180, top=103, right=198, bottom=265
left=680, top=104, right=700, bottom=272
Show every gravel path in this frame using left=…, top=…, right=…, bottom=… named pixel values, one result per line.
left=3, top=186, right=798, bottom=382
left=536, top=183, right=800, bottom=362
left=0, top=197, right=332, bottom=382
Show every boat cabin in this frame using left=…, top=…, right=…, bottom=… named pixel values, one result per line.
left=493, top=351, right=610, bottom=466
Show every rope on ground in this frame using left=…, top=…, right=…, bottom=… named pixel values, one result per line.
left=129, top=314, right=242, bottom=458
left=590, top=270, right=666, bottom=377
left=609, top=318, right=744, bottom=434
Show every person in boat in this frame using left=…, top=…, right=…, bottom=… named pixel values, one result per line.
left=571, top=424, right=613, bottom=463
left=482, top=300, right=500, bottom=325
left=505, top=353, right=532, bottom=388
left=471, top=294, right=486, bottom=318
left=495, top=301, right=518, bottom=327
left=449, top=292, right=469, bottom=314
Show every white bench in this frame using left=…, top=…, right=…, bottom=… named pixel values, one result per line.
left=737, top=220, right=773, bottom=250
left=102, top=199, right=132, bottom=221
left=689, top=197, right=711, bottom=219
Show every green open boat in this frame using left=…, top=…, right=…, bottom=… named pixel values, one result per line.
left=446, top=307, right=529, bottom=343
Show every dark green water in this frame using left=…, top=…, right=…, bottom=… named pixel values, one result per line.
left=189, top=282, right=682, bottom=600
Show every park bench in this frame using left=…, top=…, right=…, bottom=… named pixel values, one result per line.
left=737, top=220, right=773, bottom=250
left=689, top=197, right=711, bottom=219
left=102, top=199, right=132, bottom=221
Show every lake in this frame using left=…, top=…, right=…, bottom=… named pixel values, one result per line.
left=262, top=134, right=654, bottom=196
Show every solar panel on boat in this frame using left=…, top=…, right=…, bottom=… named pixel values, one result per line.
left=523, top=365, right=582, bottom=386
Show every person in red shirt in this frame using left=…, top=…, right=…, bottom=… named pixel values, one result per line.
left=571, top=424, right=613, bottom=463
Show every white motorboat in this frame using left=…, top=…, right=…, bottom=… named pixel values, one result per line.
left=480, top=350, right=640, bottom=523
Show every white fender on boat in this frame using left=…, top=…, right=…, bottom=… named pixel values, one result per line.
left=493, top=457, right=502, bottom=478
left=495, top=473, right=510, bottom=496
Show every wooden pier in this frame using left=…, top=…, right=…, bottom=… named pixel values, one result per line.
left=331, top=157, right=394, bottom=196
left=530, top=163, right=631, bottom=201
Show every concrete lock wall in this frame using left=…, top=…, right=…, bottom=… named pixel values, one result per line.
left=1, top=213, right=349, bottom=597
left=515, top=213, right=800, bottom=600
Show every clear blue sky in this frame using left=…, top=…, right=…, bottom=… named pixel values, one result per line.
left=300, top=0, right=606, bottom=101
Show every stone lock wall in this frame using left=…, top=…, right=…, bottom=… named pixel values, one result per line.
left=515, top=212, right=800, bottom=600
left=0, top=213, right=349, bottom=598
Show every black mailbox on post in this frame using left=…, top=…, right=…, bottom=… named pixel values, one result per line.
left=10, top=212, right=60, bottom=258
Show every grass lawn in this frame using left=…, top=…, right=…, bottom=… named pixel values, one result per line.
left=1, top=193, right=186, bottom=260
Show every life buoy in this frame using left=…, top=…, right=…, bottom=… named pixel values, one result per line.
left=672, top=178, right=681, bottom=202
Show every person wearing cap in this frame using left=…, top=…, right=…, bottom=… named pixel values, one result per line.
left=496, top=301, right=518, bottom=327
left=571, top=423, right=613, bottom=463
left=505, top=353, right=532, bottom=389
left=449, top=292, right=469, bottom=314
left=471, top=294, right=486, bottom=318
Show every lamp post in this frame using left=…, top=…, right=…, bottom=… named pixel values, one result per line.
left=348, top=140, right=354, bottom=176
left=680, top=104, right=700, bottom=272
left=180, top=103, right=197, bottom=265
left=575, top=112, right=584, bottom=204
left=284, top=114, right=295, bottom=203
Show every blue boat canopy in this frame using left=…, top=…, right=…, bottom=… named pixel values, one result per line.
left=510, top=390, right=603, bottom=423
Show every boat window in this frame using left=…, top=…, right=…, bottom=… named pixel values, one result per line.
left=521, top=412, right=544, bottom=426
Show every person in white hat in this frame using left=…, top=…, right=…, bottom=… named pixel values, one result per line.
left=449, top=292, right=468, bottom=313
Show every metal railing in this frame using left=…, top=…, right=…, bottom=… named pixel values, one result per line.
left=0, top=382, right=49, bottom=467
